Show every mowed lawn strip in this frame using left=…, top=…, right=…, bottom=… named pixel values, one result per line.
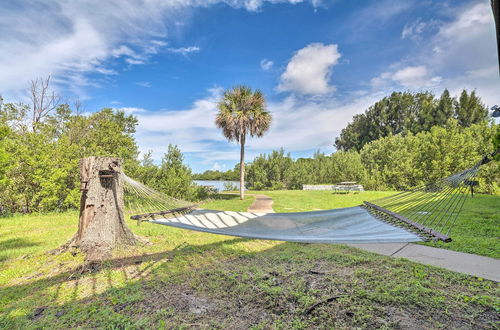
left=0, top=191, right=498, bottom=328
left=201, top=194, right=255, bottom=212
left=247, top=190, right=395, bottom=212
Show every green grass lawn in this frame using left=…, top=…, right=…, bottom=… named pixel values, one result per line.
left=201, top=194, right=255, bottom=211
left=0, top=192, right=499, bottom=328
left=247, top=190, right=395, bottom=212
left=421, top=194, right=500, bottom=258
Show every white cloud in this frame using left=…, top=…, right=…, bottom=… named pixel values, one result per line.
left=0, top=17, right=109, bottom=99
left=0, top=0, right=320, bottom=99
left=370, top=2, right=500, bottom=107
left=278, top=43, right=341, bottom=95
left=0, top=2, right=170, bottom=99
left=392, top=66, right=441, bottom=88
left=353, top=0, right=414, bottom=30
left=150, top=40, right=168, bottom=47
left=237, top=0, right=316, bottom=12
left=401, top=19, right=439, bottom=41
left=367, top=0, right=414, bottom=21
left=429, top=3, right=496, bottom=74
left=125, top=87, right=224, bottom=161
left=120, top=107, right=148, bottom=114
left=111, top=45, right=136, bottom=58
left=136, top=81, right=152, bottom=88
left=211, top=162, right=226, bottom=171
left=371, top=65, right=442, bottom=89
left=167, top=46, right=201, bottom=55
left=260, top=59, right=274, bottom=71
left=437, top=3, right=491, bottom=38
left=369, top=71, right=392, bottom=89
left=429, top=2, right=500, bottom=107
left=248, top=92, right=385, bottom=152
left=126, top=58, right=146, bottom=65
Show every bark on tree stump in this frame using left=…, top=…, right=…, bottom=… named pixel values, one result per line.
left=62, top=157, right=142, bottom=262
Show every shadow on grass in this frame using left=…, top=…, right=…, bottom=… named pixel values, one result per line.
left=0, top=235, right=498, bottom=329
left=209, top=193, right=242, bottom=201
left=0, top=238, right=40, bottom=262
left=0, top=238, right=250, bottom=316
left=331, top=191, right=359, bottom=195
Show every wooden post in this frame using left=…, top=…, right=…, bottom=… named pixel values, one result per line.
left=64, top=157, right=140, bottom=262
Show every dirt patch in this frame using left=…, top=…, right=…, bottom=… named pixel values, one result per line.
left=247, top=194, right=274, bottom=213
left=123, top=282, right=270, bottom=328
left=385, top=307, right=431, bottom=329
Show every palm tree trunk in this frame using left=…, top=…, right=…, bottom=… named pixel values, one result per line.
left=239, top=135, right=245, bottom=200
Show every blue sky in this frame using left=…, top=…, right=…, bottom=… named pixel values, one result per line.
left=1, top=0, right=499, bottom=172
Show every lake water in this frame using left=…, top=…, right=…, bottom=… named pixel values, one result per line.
left=194, top=180, right=244, bottom=192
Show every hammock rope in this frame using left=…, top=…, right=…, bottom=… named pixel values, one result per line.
left=365, top=160, right=483, bottom=240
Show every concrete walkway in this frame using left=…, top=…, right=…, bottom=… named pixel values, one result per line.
left=247, top=194, right=275, bottom=213
left=243, top=194, right=499, bottom=281
left=348, top=243, right=500, bottom=282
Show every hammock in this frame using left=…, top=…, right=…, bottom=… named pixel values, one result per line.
left=123, top=149, right=498, bottom=244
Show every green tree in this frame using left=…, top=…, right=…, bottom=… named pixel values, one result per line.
left=192, top=168, right=239, bottom=181
left=335, top=89, right=489, bottom=151
left=287, top=158, right=314, bottom=189
left=329, top=151, right=366, bottom=184
left=360, top=134, right=418, bottom=190
left=336, top=91, right=422, bottom=151
left=434, top=89, right=454, bottom=127
left=493, top=125, right=500, bottom=161
left=334, top=113, right=369, bottom=151
left=245, top=149, right=366, bottom=190
left=0, top=125, right=9, bottom=186
left=246, top=154, right=271, bottom=190
left=215, top=86, right=272, bottom=199
left=0, top=75, right=148, bottom=213
left=0, top=103, right=141, bottom=212
left=155, top=144, right=193, bottom=199
left=133, top=151, right=158, bottom=186
left=246, top=149, right=293, bottom=190
left=0, top=101, right=8, bottom=187
left=454, top=90, right=489, bottom=127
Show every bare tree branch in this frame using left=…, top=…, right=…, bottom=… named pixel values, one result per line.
left=29, top=75, right=60, bottom=130
left=73, top=97, right=84, bottom=115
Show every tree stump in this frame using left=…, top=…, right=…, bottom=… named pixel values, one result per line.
left=62, top=157, right=142, bottom=263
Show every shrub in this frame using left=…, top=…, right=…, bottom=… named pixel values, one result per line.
left=223, top=182, right=238, bottom=191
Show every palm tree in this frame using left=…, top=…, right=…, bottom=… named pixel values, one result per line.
left=215, top=86, right=272, bottom=199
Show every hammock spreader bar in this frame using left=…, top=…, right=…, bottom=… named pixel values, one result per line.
left=364, top=201, right=451, bottom=242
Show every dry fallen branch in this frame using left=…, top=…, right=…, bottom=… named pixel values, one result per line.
left=303, top=295, right=344, bottom=315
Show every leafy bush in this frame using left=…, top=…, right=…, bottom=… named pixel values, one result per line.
left=246, top=149, right=366, bottom=190
left=360, top=120, right=499, bottom=193
left=493, top=125, right=500, bottom=161
left=193, top=168, right=239, bottom=180
left=191, top=185, right=217, bottom=200
left=223, top=182, right=238, bottom=191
